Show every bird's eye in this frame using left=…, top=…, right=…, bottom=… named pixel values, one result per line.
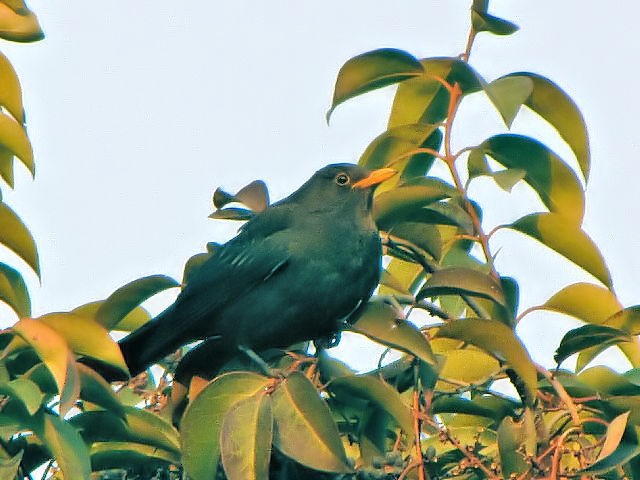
left=335, top=173, right=350, bottom=186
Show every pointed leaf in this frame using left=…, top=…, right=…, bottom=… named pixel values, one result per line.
left=272, top=372, right=351, bottom=473
left=497, top=415, right=531, bottom=478
left=328, top=48, right=423, bottom=120
left=209, top=207, right=255, bottom=221
left=418, top=267, right=506, bottom=306
left=76, top=363, right=125, bottom=416
left=479, top=134, right=584, bottom=222
left=543, top=282, right=622, bottom=324
left=329, top=375, right=413, bottom=439
left=0, top=261, right=29, bottom=317
left=389, top=58, right=482, bottom=128
left=95, top=274, right=179, bottom=329
left=436, top=318, right=537, bottom=403
left=492, top=168, right=526, bottom=192
left=508, top=213, right=612, bottom=287
left=181, top=371, right=272, bottom=480
left=0, top=145, right=14, bottom=187
left=471, top=9, right=519, bottom=36
left=73, top=300, right=151, bottom=332
left=0, top=1, right=44, bottom=42
left=484, top=76, right=532, bottom=127
left=597, top=411, right=630, bottom=462
left=123, top=406, right=180, bottom=454
left=0, top=112, right=32, bottom=174
left=0, top=202, right=38, bottom=276
left=0, top=378, right=43, bottom=415
left=0, top=50, right=23, bottom=123
left=220, top=391, right=272, bottom=480
left=30, top=411, right=91, bottom=480
left=90, top=441, right=179, bottom=471
left=554, top=324, right=631, bottom=366
left=374, top=181, right=452, bottom=230
left=37, top=312, right=128, bottom=375
left=581, top=442, right=640, bottom=475
left=350, top=301, right=436, bottom=365
left=507, top=72, right=590, bottom=181
left=235, top=180, right=269, bottom=212
left=11, top=318, right=70, bottom=399
left=358, top=123, right=439, bottom=185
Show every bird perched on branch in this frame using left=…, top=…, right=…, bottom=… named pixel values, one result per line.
left=96, top=163, right=395, bottom=383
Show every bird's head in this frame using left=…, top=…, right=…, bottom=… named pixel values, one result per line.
left=291, top=163, right=396, bottom=216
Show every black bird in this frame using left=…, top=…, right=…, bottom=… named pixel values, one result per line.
left=105, top=163, right=395, bottom=382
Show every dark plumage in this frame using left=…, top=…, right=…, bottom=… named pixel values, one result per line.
left=107, top=163, right=395, bottom=382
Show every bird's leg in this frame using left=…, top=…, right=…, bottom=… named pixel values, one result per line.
left=237, top=345, right=279, bottom=377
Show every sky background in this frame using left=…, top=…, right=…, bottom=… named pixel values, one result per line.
left=1, top=1, right=638, bottom=373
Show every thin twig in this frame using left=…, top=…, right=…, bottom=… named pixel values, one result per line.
left=413, top=389, right=426, bottom=480
left=536, top=364, right=582, bottom=426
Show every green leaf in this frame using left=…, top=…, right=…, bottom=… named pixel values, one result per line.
left=0, top=261, right=30, bottom=317
left=373, top=181, right=453, bottom=230
left=220, top=391, right=272, bottom=480
left=436, top=349, right=500, bottom=391
left=327, top=48, right=423, bottom=120
left=10, top=318, right=73, bottom=403
left=506, top=72, right=590, bottom=181
left=543, top=283, right=622, bottom=324
left=497, top=414, right=532, bottom=478
left=0, top=450, right=22, bottom=480
left=577, top=366, right=640, bottom=396
left=471, top=9, right=519, bottom=36
left=329, top=375, right=413, bottom=440
left=30, top=411, right=91, bottom=480
left=209, top=207, right=255, bottom=221
left=389, top=222, right=442, bottom=261
left=213, top=180, right=269, bottom=213
left=581, top=441, right=640, bottom=475
left=596, top=411, right=630, bottom=462
left=122, top=406, right=180, bottom=454
left=389, top=58, right=482, bottom=128
left=0, top=1, right=44, bottom=42
left=272, top=372, right=351, bottom=473
left=37, top=312, right=128, bottom=375
left=72, top=300, right=152, bottom=332
left=435, top=318, right=537, bottom=403
left=76, top=363, right=125, bottom=416
left=0, top=112, right=32, bottom=174
left=358, top=123, right=439, bottom=188
left=478, top=134, right=584, bottom=222
left=0, top=378, right=43, bottom=415
left=508, top=213, right=612, bottom=287
left=492, top=168, right=526, bottom=192
left=418, top=267, right=506, bottom=306
left=90, top=441, right=179, bottom=471
left=0, top=145, right=14, bottom=187
left=95, top=274, right=179, bottom=329
left=350, top=301, right=436, bottom=365
left=554, top=325, right=632, bottom=366
left=181, top=372, right=272, bottom=480
left=0, top=50, right=23, bottom=123
left=484, top=76, right=532, bottom=127
left=0, top=202, right=39, bottom=276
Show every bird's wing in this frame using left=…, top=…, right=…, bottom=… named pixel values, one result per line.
left=172, top=206, right=292, bottom=330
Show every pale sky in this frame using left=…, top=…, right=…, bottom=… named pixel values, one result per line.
left=2, top=1, right=639, bottom=372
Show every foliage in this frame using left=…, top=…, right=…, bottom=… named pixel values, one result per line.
left=1, top=1, right=639, bottom=479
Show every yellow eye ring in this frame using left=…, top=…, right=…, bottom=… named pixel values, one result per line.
left=335, top=173, right=350, bottom=186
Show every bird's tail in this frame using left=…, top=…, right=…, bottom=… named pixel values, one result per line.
left=119, top=303, right=185, bottom=378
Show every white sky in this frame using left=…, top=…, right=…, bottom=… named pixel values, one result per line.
left=2, top=1, right=639, bottom=372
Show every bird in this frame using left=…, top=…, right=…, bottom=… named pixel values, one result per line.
left=95, top=163, right=395, bottom=383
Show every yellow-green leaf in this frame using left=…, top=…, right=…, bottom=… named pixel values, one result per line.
left=419, top=267, right=506, bottom=306
left=0, top=50, right=23, bottom=123
left=0, top=261, right=29, bottom=317
left=181, top=372, right=272, bottom=480
left=0, top=202, right=39, bottom=276
left=484, top=76, right=532, bottom=128
left=72, top=300, right=151, bottom=332
left=0, top=451, right=22, bottom=479
left=507, top=72, right=590, bottom=182
left=328, top=48, right=423, bottom=120
left=95, top=274, right=179, bottom=329
left=543, top=282, right=621, bottom=324
left=479, top=134, right=584, bottom=222
left=436, top=349, right=501, bottom=391
left=350, top=301, right=436, bottom=365
left=597, top=411, right=630, bottom=462
left=0, top=112, right=32, bottom=174
left=37, top=312, right=128, bottom=375
left=76, top=363, right=125, bottom=416
left=436, top=318, right=537, bottom=403
left=0, top=1, right=44, bottom=43
left=508, top=213, right=612, bottom=288
left=0, top=377, right=42, bottom=415
left=220, top=391, right=272, bottom=480
left=272, top=372, right=351, bottom=473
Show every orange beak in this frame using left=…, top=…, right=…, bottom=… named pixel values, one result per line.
left=351, top=167, right=397, bottom=189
